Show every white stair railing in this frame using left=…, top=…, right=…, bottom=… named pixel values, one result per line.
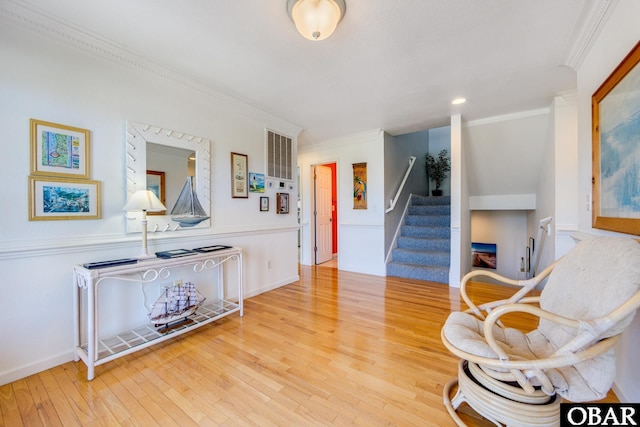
left=385, top=156, right=416, bottom=213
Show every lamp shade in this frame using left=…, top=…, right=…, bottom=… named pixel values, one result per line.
left=123, top=190, right=166, bottom=212
left=287, top=0, right=346, bottom=41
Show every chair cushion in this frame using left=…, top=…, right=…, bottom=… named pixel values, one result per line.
left=442, top=311, right=616, bottom=401
left=539, top=237, right=640, bottom=343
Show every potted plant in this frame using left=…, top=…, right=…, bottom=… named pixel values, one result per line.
left=425, top=149, right=450, bottom=196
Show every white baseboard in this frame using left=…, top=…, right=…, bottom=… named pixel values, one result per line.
left=0, top=351, right=75, bottom=386
left=244, top=276, right=299, bottom=299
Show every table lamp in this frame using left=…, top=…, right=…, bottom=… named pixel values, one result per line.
left=123, top=190, right=166, bottom=258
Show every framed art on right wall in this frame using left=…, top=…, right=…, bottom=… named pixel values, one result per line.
left=592, top=41, right=640, bottom=235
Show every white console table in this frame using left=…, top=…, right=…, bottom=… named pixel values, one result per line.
left=73, top=247, right=243, bottom=380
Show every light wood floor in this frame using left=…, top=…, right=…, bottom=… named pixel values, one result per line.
left=0, top=265, right=617, bottom=426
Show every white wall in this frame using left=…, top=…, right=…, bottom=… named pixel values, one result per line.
left=449, top=115, right=467, bottom=287
left=298, top=130, right=386, bottom=276
left=552, top=94, right=580, bottom=259
left=428, top=126, right=451, bottom=196
left=0, top=15, right=300, bottom=385
left=383, top=132, right=416, bottom=253
left=471, top=211, right=528, bottom=281
left=527, top=108, right=554, bottom=272
left=574, top=0, right=640, bottom=402
left=463, top=111, right=549, bottom=198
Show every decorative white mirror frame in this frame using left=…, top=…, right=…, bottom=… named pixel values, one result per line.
left=125, top=121, right=211, bottom=233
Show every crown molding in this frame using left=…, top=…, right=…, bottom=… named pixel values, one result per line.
left=0, top=0, right=302, bottom=136
left=563, top=0, right=619, bottom=70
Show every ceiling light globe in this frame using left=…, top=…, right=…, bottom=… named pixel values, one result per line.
left=288, top=0, right=346, bottom=41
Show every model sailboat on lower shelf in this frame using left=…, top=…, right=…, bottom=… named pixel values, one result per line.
left=171, top=176, right=210, bottom=227
left=149, top=281, right=206, bottom=328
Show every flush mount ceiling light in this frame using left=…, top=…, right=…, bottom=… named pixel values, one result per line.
left=287, top=0, right=346, bottom=41
left=451, top=98, right=467, bottom=105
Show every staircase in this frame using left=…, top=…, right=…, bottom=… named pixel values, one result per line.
left=387, top=195, right=450, bottom=283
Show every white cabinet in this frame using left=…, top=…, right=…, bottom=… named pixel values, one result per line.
left=73, top=247, right=243, bottom=380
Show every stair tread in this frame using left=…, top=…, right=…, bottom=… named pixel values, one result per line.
left=388, top=261, right=449, bottom=269
left=398, top=236, right=449, bottom=241
left=393, top=247, right=449, bottom=254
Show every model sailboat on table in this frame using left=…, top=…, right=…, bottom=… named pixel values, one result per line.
left=149, top=281, right=206, bottom=328
left=171, top=176, right=210, bottom=227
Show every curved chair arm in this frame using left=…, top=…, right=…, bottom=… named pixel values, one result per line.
left=460, top=259, right=560, bottom=320
left=441, top=326, right=619, bottom=373
left=483, top=303, right=581, bottom=363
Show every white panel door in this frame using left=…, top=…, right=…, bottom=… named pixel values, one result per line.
left=314, top=165, right=333, bottom=264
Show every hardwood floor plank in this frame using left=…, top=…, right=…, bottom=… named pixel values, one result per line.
left=11, top=379, right=42, bottom=427
left=0, top=383, right=24, bottom=427
left=25, top=374, right=63, bottom=427
left=2, top=265, right=620, bottom=426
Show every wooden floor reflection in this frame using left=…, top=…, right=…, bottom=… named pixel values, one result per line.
left=0, top=264, right=617, bottom=426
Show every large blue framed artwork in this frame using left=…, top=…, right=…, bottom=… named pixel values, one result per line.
left=592, top=41, right=640, bottom=235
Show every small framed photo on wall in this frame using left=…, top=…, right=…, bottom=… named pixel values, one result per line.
left=276, top=192, right=289, bottom=214
left=260, top=196, right=269, bottom=212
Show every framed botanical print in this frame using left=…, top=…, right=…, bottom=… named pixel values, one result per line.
left=231, top=152, right=248, bottom=198
left=30, top=119, right=90, bottom=179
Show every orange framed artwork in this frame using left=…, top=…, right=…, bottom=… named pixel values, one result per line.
left=592, top=41, right=640, bottom=235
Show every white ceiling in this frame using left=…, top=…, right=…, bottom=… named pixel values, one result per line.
left=9, top=0, right=600, bottom=145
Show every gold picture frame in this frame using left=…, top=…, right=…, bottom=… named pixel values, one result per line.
left=30, top=119, right=90, bottom=179
left=592, top=41, right=640, bottom=235
left=28, top=176, right=101, bottom=221
left=231, top=152, right=248, bottom=198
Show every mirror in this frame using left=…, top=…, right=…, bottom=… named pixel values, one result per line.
left=146, top=142, right=195, bottom=215
left=125, top=121, right=211, bottom=233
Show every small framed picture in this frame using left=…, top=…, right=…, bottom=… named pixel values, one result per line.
left=249, top=172, right=265, bottom=193
left=276, top=192, right=289, bottom=214
left=28, top=176, right=101, bottom=220
left=231, top=152, right=248, bottom=198
left=260, top=196, right=269, bottom=212
left=30, top=119, right=90, bottom=179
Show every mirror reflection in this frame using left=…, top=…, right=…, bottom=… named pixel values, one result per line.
left=146, top=143, right=195, bottom=215
left=125, top=121, right=211, bottom=233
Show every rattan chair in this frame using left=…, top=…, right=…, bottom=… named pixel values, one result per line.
left=441, top=236, right=640, bottom=427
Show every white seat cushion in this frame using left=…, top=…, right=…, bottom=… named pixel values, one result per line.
left=442, top=311, right=616, bottom=401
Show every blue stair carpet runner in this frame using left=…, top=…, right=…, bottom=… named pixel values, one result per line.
left=387, top=195, right=450, bottom=283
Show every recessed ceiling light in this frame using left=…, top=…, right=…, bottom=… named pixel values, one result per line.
left=451, top=98, right=466, bottom=105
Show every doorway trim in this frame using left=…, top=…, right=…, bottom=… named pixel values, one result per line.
left=310, top=162, right=338, bottom=265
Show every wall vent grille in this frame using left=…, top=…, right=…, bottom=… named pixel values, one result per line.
left=266, top=130, right=293, bottom=181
